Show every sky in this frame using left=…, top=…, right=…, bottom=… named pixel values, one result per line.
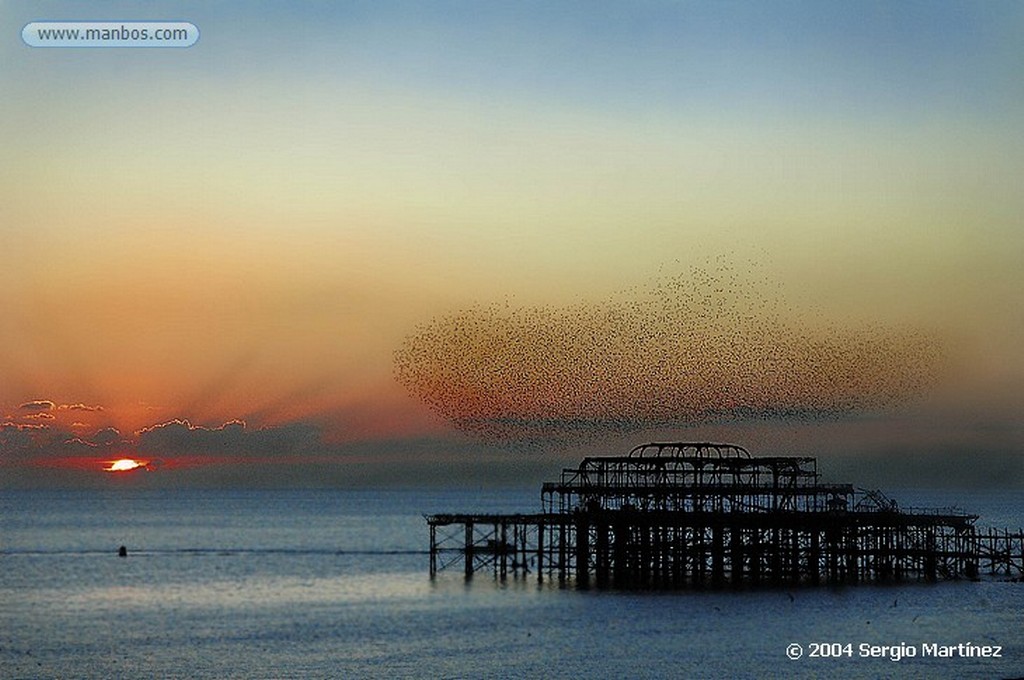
left=1, top=1, right=1022, bottom=488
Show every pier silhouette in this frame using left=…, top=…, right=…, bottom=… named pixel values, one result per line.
left=428, top=443, right=1024, bottom=588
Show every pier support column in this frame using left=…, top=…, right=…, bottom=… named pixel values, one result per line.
left=429, top=524, right=437, bottom=578
left=537, top=521, right=545, bottom=584
left=464, top=521, right=474, bottom=580
left=809, top=531, right=820, bottom=586
left=730, top=526, right=743, bottom=588
left=613, top=515, right=628, bottom=588
left=595, top=517, right=610, bottom=588
left=575, top=513, right=590, bottom=589
left=711, top=523, right=725, bottom=588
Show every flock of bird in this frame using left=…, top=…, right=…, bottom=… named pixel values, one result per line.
left=394, top=260, right=942, bottom=449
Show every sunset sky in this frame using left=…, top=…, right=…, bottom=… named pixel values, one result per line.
left=2, top=1, right=1022, bottom=487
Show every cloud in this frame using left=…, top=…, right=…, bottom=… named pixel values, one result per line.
left=1, top=422, right=50, bottom=431
left=1, top=422, right=55, bottom=460
left=23, top=412, right=55, bottom=420
left=395, top=262, right=944, bottom=448
left=824, top=444, right=1024, bottom=491
left=1, top=415, right=324, bottom=492
left=1, top=414, right=323, bottom=471
left=135, top=418, right=318, bottom=458
left=89, top=427, right=123, bottom=446
left=62, top=437, right=98, bottom=450
left=58, top=403, right=104, bottom=412
left=19, top=400, right=55, bottom=412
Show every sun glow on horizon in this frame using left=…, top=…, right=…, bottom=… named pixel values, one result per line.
left=104, top=458, right=147, bottom=473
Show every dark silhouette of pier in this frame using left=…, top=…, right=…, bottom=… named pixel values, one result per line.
left=427, top=443, right=1024, bottom=588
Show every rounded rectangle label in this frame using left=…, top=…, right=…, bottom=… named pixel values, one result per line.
left=22, top=21, right=199, bottom=48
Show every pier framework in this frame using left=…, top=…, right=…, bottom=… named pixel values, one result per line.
left=427, top=443, right=1024, bottom=588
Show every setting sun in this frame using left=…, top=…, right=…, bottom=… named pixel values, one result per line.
left=104, top=458, right=146, bottom=473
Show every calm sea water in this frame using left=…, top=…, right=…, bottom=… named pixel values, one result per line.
left=2, top=488, right=1022, bottom=679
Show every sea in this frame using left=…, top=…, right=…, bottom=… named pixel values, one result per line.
left=2, top=488, right=1022, bottom=679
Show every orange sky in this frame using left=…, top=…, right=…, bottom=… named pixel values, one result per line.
left=1, top=2, right=1021, bottom=487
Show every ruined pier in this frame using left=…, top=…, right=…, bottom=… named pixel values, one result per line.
left=427, top=443, right=1024, bottom=588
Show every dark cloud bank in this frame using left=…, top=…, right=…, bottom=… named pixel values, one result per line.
left=2, top=414, right=1020, bottom=490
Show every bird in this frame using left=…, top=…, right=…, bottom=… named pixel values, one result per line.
left=394, top=257, right=942, bottom=451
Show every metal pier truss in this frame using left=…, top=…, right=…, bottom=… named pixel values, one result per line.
left=427, top=443, right=1024, bottom=589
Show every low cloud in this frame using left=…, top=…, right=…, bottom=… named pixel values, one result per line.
left=58, top=403, right=104, bottom=412
left=19, top=400, right=55, bottom=412
left=136, top=418, right=318, bottom=458
left=824, top=444, right=1024, bottom=491
left=1, top=415, right=324, bottom=483
left=1, top=422, right=50, bottom=432
left=62, top=437, right=98, bottom=450
left=1, top=421, right=55, bottom=460
left=89, top=427, right=124, bottom=446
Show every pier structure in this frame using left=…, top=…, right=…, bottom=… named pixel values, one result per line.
left=427, top=443, right=1024, bottom=588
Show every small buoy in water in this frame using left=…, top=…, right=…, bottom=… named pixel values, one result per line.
left=118, top=545, right=128, bottom=557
